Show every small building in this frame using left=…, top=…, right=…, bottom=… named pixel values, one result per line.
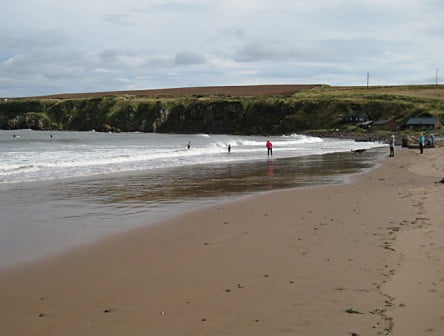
left=357, top=120, right=374, bottom=130
left=343, top=112, right=369, bottom=124
left=372, top=119, right=400, bottom=131
left=405, top=117, right=442, bottom=130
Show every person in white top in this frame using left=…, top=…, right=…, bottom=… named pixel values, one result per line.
left=389, top=135, right=395, bottom=157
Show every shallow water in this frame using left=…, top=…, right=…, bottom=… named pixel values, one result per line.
left=0, top=150, right=385, bottom=270
left=0, top=130, right=382, bottom=183
left=0, top=130, right=386, bottom=269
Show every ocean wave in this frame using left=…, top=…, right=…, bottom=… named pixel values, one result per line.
left=0, top=164, right=38, bottom=175
left=0, top=131, right=385, bottom=184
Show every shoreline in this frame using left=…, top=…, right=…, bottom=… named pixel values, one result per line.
left=0, top=148, right=384, bottom=270
left=1, top=147, right=443, bottom=335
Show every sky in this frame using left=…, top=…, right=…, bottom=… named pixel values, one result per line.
left=1, top=0, right=443, bottom=97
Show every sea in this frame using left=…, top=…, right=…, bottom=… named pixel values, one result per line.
left=0, top=129, right=386, bottom=269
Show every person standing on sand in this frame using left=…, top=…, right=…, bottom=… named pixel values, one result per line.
left=389, top=135, right=395, bottom=157
left=419, top=134, right=425, bottom=154
left=228, top=144, right=231, bottom=153
left=266, top=140, right=273, bottom=156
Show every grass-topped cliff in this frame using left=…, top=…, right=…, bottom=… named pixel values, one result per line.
left=1, top=84, right=443, bottom=135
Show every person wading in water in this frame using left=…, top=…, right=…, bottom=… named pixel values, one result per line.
left=266, top=140, right=273, bottom=156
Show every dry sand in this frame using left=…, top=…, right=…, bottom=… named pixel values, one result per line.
left=0, top=146, right=443, bottom=336
left=384, top=147, right=444, bottom=336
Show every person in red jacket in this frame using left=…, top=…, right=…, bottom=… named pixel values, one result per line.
left=266, top=140, right=273, bottom=156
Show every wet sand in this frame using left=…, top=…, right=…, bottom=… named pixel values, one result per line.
left=0, top=146, right=443, bottom=335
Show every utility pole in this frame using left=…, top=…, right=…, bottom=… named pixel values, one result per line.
left=366, top=72, right=369, bottom=88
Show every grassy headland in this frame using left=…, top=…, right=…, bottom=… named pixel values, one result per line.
left=1, top=84, right=443, bottom=135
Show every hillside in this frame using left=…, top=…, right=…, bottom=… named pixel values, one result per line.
left=23, top=84, right=321, bottom=99
left=1, top=84, right=443, bottom=135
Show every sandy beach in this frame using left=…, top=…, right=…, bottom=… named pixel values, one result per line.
left=0, top=146, right=443, bottom=336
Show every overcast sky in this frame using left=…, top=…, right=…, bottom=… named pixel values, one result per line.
left=1, top=0, right=442, bottom=97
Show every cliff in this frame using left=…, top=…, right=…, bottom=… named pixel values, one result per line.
left=1, top=85, right=443, bottom=134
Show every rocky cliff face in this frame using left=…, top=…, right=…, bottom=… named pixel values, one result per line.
left=0, top=94, right=442, bottom=134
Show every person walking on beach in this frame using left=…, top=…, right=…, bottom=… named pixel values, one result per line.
left=266, top=140, right=273, bottom=156
left=228, top=144, right=231, bottom=153
left=419, top=134, right=425, bottom=154
left=389, top=135, right=395, bottom=157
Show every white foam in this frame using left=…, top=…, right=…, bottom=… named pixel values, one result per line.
left=0, top=131, right=384, bottom=184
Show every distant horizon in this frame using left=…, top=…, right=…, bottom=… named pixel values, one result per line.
left=2, top=82, right=444, bottom=100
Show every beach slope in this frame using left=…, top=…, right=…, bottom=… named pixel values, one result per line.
left=0, top=147, right=443, bottom=336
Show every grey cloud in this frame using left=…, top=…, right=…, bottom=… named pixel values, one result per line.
left=144, top=57, right=173, bottom=68
left=0, top=30, right=89, bottom=82
left=232, top=37, right=411, bottom=66
left=234, top=43, right=294, bottom=62
left=319, top=38, right=412, bottom=64
left=134, top=1, right=210, bottom=14
left=97, top=49, right=140, bottom=64
left=216, top=27, right=246, bottom=40
left=0, top=30, right=67, bottom=53
left=174, top=52, right=206, bottom=66
left=233, top=41, right=329, bottom=63
left=1, top=38, right=210, bottom=95
left=98, top=49, right=123, bottom=63
left=102, top=14, right=135, bottom=27
left=2, top=51, right=89, bottom=80
left=97, top=50, right=206, bottom=69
